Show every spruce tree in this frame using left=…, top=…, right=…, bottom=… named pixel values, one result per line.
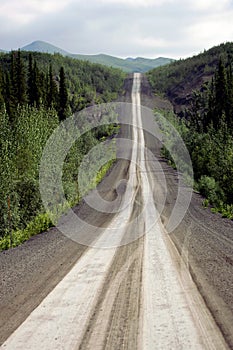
left=33, top=60, right=42, bottom=108
left=28, top=53, right=35, bottom=106
left=215, top=58, right=227, bottom=126
left=226, top=63, right=233, bottom=127
left=47, top=64, right=58, bottom=109
left=0, top=67, right=4, bottom=110
left=58, top=66, right=69, bottom=121
left=9, top=50, right=27, bottom=113
left=10, top=51, right=18, bottom=113
left=4, top=72, right=14, bottom=119
left=206, top=77, right=216, bottom=129
left=39, top=71, right=47, bottom=105
left=16, top=49, right=27, bottom=105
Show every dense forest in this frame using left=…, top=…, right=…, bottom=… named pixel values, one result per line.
left=148, top=42, right=233, bottom=219
left=0, top=50, right=125, bottom=249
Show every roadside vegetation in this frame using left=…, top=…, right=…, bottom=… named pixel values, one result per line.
left=0, top=50, right=125, bottom=250
left=148, top=43, right=233, bottom=219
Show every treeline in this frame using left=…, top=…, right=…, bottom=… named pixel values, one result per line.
left=0, top=51, right=125, bottom=249
left=149, top=53, right=233, bottom=219
left=0, top=50, right=125, bottom=118
left=0, top=51, right=70, bottom=121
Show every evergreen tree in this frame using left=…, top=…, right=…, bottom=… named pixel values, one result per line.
left=58, top=66, right=69, bottom=121
left=0, top=67, right=4, bottom=110
left=28, top=53, right=35, bottom=106
left=10, top=51, right=18, bottom=113
left=226, top=63, right=233, bottom=127
left=8, top=50, right=27, bottom=115
left=206, top=77, right=215, bottom=129
left=16, top=50, right=27, bottom=105
left=28, top=55, right=44, bottom=107
left=4, top=72, right=14, bottom=119
left=33, top=60, right=42, bottom=108
left=39, top=71, right=47, bottom=105
left=47, top=64, right=58, bottom=109
left=214, top=58, right=227, bottom=127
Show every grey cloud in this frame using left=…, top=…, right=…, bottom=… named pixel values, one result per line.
left=0, top=0, right=232, bottom=58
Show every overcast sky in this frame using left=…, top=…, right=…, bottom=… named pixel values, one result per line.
left=1, top=0, right=233, bottom=59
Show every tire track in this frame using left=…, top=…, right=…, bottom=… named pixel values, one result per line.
left=78, top=239, right=144, bottom=350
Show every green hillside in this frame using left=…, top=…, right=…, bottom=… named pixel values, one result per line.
left=147, top=42, right=233, bottom=113
left=71, top=53, right=174, bottom=72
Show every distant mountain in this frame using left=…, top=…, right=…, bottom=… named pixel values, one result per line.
left=72, top=53, right=174, bottom=72
left=20, top=40, right=174, bottom=72
left=21, top=40, right=69, bottom=56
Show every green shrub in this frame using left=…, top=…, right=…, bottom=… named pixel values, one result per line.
left=0, top=212, right=53, bottom=251
left=95, top=159, right=115, bottom=185
left=211, top=203, right=233, bottom=220
left=197, top=175, right=225, bottom=206
left=202, top=198, right=209, bottom=208
left=14, top=179, right=42, bottom=228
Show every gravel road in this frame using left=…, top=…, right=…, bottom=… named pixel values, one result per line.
left=0, top=73, right=232, bottom=349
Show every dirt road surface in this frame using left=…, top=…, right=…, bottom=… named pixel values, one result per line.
left=0, top=74, right=232, bottom=349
